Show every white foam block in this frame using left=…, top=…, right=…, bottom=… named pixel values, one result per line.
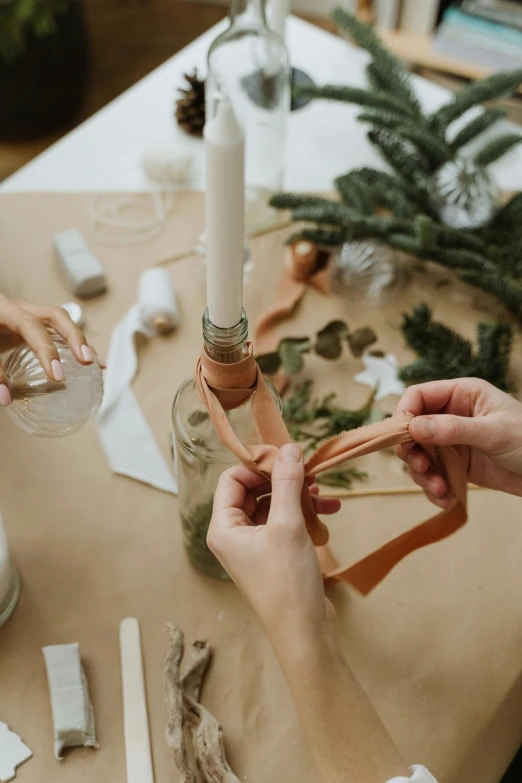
left=54, top=229, right=107, bottom=299
left=42, top=642, right=99, bottom=760
left=0, top=722, right=32, bottom=782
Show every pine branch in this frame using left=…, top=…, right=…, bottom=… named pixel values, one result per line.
left=349, top=167, right=419, bottom=217
left=291, top=203, right=356, bottom=227
left=458, top=269, right=522, bottom=319
left=295, top=84, right=413, bottom=117
left=451, top=108, right=506, bottom=152
left=368, top=128, right=430, bottom=180
left=432, top=247, right=496, bottom=272
left=286, top=228, right=346, bottom=248
left=270, top=193, right=338, bottom=211
left=332, top=8, right=422, bottom=116
left=475, top=133, right=522, bottom=167
left=436, top=225, right=487, bottom=253
left=335, top=173, right=374, bottom=215
left=389, top=233, right=429, bottom=255
left=366, top=62, right=387, bottom=92
left=414, top=215, right=439, bottom=249
left=432, top=69, right=522, bottom=129
left=487, top=192, right=522, bottom=233
left=358, top=110, right=409, bottom=131
left=399, top=304, right=512, bottom=390
left=475, top=321, right=513, bottom=391
left=396, top=123, right=453, bottom=169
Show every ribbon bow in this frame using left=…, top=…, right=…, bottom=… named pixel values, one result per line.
left=255, top=241, right=331, bottom=355
left=196, top=345, right=468, bottom=595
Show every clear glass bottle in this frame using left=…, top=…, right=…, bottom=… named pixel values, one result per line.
left=206, top=0, right=291, bottom=234
left=0, top=512, right=20, bottom=630
left=172, top=309, right=281, bottom=580
left=4, top=334, right=103, bottom=437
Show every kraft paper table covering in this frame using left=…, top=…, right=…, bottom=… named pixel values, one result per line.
left=1, top=194, right=522, bottom=783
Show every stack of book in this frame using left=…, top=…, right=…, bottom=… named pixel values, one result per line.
left=434, top=2, right=522, bottom=70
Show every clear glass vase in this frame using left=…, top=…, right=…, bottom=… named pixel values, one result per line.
left=5, top=334, right=103, bottom=437
left=206, top=0, right=290, bottom=234
left=172, top=310, right=281, bottom=579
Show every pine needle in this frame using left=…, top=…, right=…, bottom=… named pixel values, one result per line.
left=432, top=69, right=522, bottom=129
left=475, top=133, right=522, bottom=167
left=451, top=108, right=506, bottom=152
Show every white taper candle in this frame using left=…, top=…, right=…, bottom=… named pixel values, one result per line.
left=204, top=100, right=245, bottom=329
left=270, top=0, right=290, bottom=42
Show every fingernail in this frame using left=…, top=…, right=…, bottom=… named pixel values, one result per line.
left=52, top=359, right=65, bottom=382
left=0, top=384, right=12, bottom=406
left=414, top=417, right=435, bottom=439
left=81, top=344, right=94, bottom=363
left=279, top=443, right=302, bottom=463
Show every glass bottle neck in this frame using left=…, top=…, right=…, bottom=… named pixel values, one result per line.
left=202, top=309, right=250, bottom=364
left=229, top=0, right=268, bottom=27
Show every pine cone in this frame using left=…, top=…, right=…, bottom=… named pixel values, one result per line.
left=175, top=70, right=205, bottom=138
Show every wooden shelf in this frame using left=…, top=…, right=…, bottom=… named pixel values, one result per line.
left=379, top=28, right=497, bottom=81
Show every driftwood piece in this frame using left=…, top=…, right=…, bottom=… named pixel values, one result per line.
left=164, top=625, right=241, bottom=783
left=164, top=624, right=196, bottom=783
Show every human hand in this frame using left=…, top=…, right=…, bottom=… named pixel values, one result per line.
left=0, top=295, right=98, bottom=406
left=395, top=378, right=522, bottom=508
left=207, top=444, right=341, bottom=647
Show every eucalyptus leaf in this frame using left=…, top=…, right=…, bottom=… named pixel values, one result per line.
left=316, top=320, right=349, bottom=338
left=280, top=340, right=306, bottom=375
left=315, top=333, right=343, bottom=360
left=347, top=327, right=378, bottom=357
left=257, top=352, right=282, bottom=374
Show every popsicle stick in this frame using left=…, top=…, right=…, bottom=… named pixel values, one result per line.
left=325, top=484, right=484, bottom=499
left=120, top=617, right=154, bottom=783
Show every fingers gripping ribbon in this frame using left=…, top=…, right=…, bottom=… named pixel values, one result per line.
left=195, top=345, right=468, bottom=595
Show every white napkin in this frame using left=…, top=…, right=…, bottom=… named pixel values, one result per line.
left=97, top=268, right=179, bottom=494
left=0, top=722, right=32, bottom=782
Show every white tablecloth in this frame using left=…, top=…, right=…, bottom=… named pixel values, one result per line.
left=2, top=16, right=522, bottom=194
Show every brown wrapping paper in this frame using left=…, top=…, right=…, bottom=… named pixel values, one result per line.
left=1, top=193, right=522, bottom=783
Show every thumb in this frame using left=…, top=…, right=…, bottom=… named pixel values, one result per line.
left=268, top=443, right=305, bottom=528
left=410, top=413, right=491, bottom=449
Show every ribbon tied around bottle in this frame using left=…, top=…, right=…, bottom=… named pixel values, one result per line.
left=196, top=344, right=468, bottom=595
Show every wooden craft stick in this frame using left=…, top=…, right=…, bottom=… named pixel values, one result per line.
left=120, top=618, right=154, bottom=783
left=325, top=484, right=485, bottom=499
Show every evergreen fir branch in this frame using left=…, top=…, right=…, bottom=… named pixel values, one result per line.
left=458, top=269, right=522, bottom=319
left=432, top=247, right=496, bottom=272
left=366, top=62, right=387, bottom=92
left=414, top=215, right=439, bottom=249
left=451, top=108, right=506, bottom=152
left=432, top=69, right=522, bottom=129
left=332, top=8, right=422, bottom=116
left=388, top=234, right=429, bottom=255
left=395, top=123, right=453, bottom=169
left=349, top=167, right=419, bottom=217
left=368, top=129, right=431, bottom=180
left=486, top=193, right=522, bottom=233
left=399, top=304, right=512, bottom=390
left=294, top=84, right=413, bottom=117
left=357, top=110, right=408, bottom=131
left=335, top=173, right=374, bottom=215
left=286, top=228, right=346, bottom=248
left=352, top=215, right=411, bottom=237
left=290, top=203, right=356, bottom=227
left=475, top=133, right=522, bottom=167
left=270, top=193, right=338, bottom=211
left=436, top=225, right=487, bottom=253
left=475, top=321, right=513, bottom=391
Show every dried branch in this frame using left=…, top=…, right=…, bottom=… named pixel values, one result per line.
left=164, top=624, right=196, bottom=783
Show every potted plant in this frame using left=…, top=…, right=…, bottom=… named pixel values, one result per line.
left=0, top=0, right=89, bottom=139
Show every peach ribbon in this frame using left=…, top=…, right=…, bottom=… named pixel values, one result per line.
left=196, top=346, right=468, bottom=595
left=255, top=241, right=331, bottom=355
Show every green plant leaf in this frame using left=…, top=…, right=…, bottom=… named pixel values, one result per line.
left=188, top=410, right=209, bottom=427
left=279, top=338, right=310, bottom=376
left=347, top=328, right=378, bottom=357
left=256, top=352, right=282, bottom=375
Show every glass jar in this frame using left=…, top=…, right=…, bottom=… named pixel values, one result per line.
left=206, top=0, right=291, bottom=234
left=5, top=333, right=103, bottom=437
left=172, top=310, right=281, bottom=579
left=0, top=513, right=20, bottom=630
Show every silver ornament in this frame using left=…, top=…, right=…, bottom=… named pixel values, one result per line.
left=334, top=239, right=401, bottom=302
left=433, top=157, right=498, bottom=230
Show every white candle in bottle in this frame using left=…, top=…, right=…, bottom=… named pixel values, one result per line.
left=204, top=100, right=245, bottom=329
left=270, top=0, right=290, bottom=42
